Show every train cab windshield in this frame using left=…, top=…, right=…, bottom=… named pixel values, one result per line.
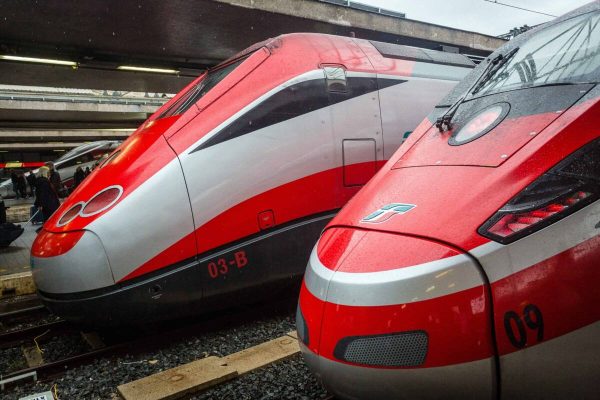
left=55, top=142, right=106, bottom=163
left=474, top=10, right=600, bottom=97
left=158, top=58, right=245, bottom=119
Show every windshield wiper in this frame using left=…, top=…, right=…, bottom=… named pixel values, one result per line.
left=436, top=47, right=520, bottom=132
left=527, top=81, right=595, bottom=88
left=471, top=47, right=520, bottom=95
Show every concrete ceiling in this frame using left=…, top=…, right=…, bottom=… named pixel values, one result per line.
left=0, top=0, right=504, bottom=92
left=0, top=0, right=506, bottom=158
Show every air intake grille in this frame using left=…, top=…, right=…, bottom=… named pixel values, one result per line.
left=334, top=331, right=428, bottom=367
left=295, top=304, right=309, bottom=346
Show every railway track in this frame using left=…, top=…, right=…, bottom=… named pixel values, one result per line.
left=0, top=294, right=46, bottom=323
left=0, top=294, right=53, bottom=338
left=0, top=293, right=298, bottom=390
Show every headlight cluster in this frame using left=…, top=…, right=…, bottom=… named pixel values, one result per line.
left=57, top=185, right=123, bottom=227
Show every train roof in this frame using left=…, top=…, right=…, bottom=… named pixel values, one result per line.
left=368, top=40, right=474, bottom=68
left=217, top=33, right=475, bottom=72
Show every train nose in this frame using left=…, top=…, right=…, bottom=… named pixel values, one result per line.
left=31, top=229, right=114, bottom=295
left=298, top=227, right=496, bottom=400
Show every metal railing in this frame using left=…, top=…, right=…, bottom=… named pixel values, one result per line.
left=0, top=86, right=173, bottom=107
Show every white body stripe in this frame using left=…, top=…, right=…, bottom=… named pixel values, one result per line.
left=88, top=158, right=195, bottom=281
left=471, top=199, right=600, bottom=284
left=32, top=231, right=114, bottom=293
left=305, top=245, right=484, bottom=306
left=306, top=200, right=599, bottom=306
left=301, top=342, right=495, bottom=400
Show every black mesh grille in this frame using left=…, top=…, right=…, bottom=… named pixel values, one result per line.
left=296, top=304, right=309, bottom=346
left=334, top=331, right=428, bottom=367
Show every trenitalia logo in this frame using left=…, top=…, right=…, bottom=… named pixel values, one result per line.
left=361, top=203, right=416, bottom=224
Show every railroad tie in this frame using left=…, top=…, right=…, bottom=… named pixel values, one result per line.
left=117, top=331, right=300, bottom=400
left=22, top=345, right=44, bottom=368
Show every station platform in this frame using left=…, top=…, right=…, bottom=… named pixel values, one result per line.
left=1, top=197, right=37, bottom=274
left=0, top=222, right=36, bottom=276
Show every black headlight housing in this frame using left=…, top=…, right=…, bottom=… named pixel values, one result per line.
left=479, top=138, right=600, bottom=244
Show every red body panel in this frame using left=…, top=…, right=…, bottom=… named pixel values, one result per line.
left=307, top=285, right=493, bottom=368
left=298, top=8, right=600, bottom=399
left=330, top=97, right=600, bottom=252
left=492, top=234, right=600, bottom=356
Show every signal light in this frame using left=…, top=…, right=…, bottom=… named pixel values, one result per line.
left=479, top=138, right=599, bottom=244
left=57, top=202, right=84, bottom=227
left=486, top=191, right=592, bottom=239
left=53, top=186, right=124, bottom=226
left=450, top=103, right=509, bottom=145
left=81, top=186, right=123, bottom=217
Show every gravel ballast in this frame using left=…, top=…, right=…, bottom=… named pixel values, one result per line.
left=2, top=309, right=328, bottom=400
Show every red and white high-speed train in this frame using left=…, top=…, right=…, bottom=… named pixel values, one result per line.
left=30, top=34, right=473, bottom=325
left=298, top=4, right=600, bottom=399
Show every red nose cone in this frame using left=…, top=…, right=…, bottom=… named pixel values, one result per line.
left=32, top=230, right=84, bottom=258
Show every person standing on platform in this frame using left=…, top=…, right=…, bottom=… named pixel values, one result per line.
left=26, top=170, right=37, bottom=197
left=10, top=172, right=19, bottom=199
left=84, top=166, right=91, bottom=177
left=45, top=161, right=62, bottom=198
left=74, top=166, right=85, bottom=189
left=16, top=172, right=27, bottom=199
left=0, top=194, right=6, bottom=224
left=34, top=166, right=60, bottom=223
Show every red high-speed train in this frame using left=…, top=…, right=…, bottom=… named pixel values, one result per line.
left=30, top=33, right=473, bottom=324
left=297, top=4, right=600, bottom=399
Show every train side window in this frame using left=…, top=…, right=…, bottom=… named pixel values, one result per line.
left=323, top=66, right=348, bottom=93
left=193, top=78, right=329, bottom=151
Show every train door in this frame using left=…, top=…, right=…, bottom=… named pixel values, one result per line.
left=325, top=65, right=383, bottom=204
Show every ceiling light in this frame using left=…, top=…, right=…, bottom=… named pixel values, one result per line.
left=117, top=65, right=179, bottom=74
left=0, top=55, right=77, bottom=66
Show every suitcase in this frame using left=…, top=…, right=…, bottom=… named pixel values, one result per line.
left=0, top=222, right=24, bottom=247
left=30, top=206, right=44, bottom=224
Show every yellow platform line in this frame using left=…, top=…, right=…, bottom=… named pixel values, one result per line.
left=0, top=271, right=36, bottom=297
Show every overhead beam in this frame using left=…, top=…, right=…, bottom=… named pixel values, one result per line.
left=0, top=98, right=160, bottom=113
left=0, top=62, right=196, bottom=93
left=0, top=142, right=87, bottom=150
left=0, top=130, right=133, bottom=140
left=216, top=0, right=505, bottom=52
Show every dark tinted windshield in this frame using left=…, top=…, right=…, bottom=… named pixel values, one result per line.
left=475, top=11, right=600, bottom=96
left=159, top=59, right=244, bottom=118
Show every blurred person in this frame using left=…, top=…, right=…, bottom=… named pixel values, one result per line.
left=16, top=172, right=27, bottom=199
left=34, top=166, right=60, bottom=223
left=10, top=172, right=19, bottom=198
left=45, top=161, right=62, bottom=197
left=26, top=169, right=37, bottom=197
left=84, top=166, right=91, bottom=176
left=73, top=166, right=85, bottom=189
left=0, top=194, right=6, bottom=224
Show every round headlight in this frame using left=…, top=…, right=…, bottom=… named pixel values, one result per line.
left=450, top=103, right=510, bottom=146
left=57, top=202, right=84, bottom=227
left=81, top=185, right=123, bottom=217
